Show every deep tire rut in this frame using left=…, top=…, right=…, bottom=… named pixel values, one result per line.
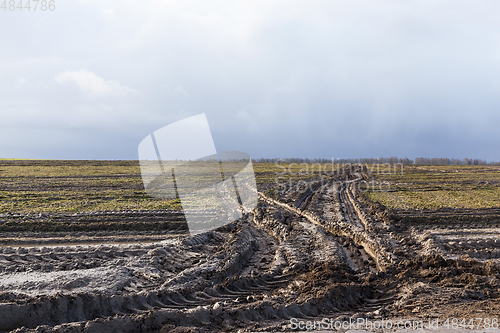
left=3, top=166, right=500, bottom=332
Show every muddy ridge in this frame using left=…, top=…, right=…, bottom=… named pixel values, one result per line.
left=1, top=165, right=500, bottom=332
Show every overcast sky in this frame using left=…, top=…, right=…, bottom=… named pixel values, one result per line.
left=1, top=0, right=500, bottom=161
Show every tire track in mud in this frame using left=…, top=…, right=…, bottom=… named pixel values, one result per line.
left=259, top=181, right=397, bottom=272
left=4, top=166, right=500, bottom=332
left=0, top=209, right=191, bottom=234
left=0, top=215, right=296, bottom=331
left=0, top=172, right=349, bottom=330
left=0, top=173, right=374, bottom=331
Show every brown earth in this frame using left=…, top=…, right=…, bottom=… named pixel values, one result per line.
left=1, top=166, right=500, bottom=332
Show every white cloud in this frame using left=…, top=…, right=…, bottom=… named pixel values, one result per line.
left=55, top=69, right=140, bottom=98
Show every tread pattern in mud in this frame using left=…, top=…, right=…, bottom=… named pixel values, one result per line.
left=2, top=166, right=500, bottom=332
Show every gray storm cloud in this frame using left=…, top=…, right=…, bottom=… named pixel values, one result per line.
left=0, top=0, right=499, bottom=160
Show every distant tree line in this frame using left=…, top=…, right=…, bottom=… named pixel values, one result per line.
left=413, top=157, right=499, bottom=166
left=254, top=157, right=500, bottom=166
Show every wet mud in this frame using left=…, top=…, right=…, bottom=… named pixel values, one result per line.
left=1, top=166, right=500, bottom=332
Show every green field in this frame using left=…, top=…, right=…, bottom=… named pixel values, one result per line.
left=2, top=160, right=498, bottom=216
left=367, top=165, right=500, bottom=210
left=0, top=160, right=182, bottom=213
left=0, top=160, right=334, bottom=214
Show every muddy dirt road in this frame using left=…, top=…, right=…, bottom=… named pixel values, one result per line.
left=1, top=166, right=500, bottom=332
